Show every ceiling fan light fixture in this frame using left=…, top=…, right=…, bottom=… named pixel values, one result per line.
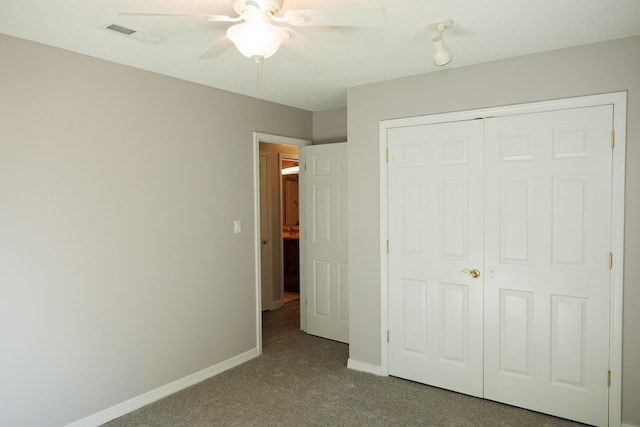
left=227, top=22, right=289, bottom=60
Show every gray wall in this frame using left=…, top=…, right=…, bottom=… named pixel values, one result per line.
left=347, top=35, right=640, bottom=426
left=313, top=106, right=347, bottom=144
left=0, top=34, right=311, bottom=426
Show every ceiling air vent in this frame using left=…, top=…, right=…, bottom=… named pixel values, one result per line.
left=105, top=24, right=163, bottom=43
left=106, top=24, right=136, bottom=36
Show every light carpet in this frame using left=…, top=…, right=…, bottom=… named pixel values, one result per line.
left=103, top=332, right=585, bottom=426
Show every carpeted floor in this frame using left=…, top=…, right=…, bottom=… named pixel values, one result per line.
left=103, top=332, right=586, bottom=426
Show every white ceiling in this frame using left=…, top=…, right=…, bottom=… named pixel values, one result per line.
left=1, top=0, right=639, bottom=112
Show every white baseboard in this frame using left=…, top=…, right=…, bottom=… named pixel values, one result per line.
left=622, top=423, right=639, bottom=427
left=347, top=358, right=385, bottom=376
left=66, top=347, right=261, bottom=427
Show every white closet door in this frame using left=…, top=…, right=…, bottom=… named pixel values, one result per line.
left=387, top=120, right=485, bottom=397
left=387, top=104, right=614, bottom=426
left=483, top=105, right=613, bottom=426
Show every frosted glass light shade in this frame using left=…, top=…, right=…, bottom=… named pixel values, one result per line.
left=227, top=22, right=289, bottom=60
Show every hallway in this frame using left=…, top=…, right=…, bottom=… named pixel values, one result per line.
left=262, top=293, right=300, bottom=347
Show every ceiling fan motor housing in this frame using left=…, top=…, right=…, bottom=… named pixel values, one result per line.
left=232, top=0, right=284, bottom=16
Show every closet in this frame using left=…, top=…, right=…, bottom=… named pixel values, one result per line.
left=384, top=97, right=622, bottom=427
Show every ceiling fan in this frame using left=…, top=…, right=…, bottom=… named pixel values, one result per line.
left=120, top=0, right=388, bottom=61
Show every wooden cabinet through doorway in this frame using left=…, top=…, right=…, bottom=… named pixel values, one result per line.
left=283, top=238, right=299, bottom=292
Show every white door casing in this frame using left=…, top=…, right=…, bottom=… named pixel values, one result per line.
left=300, top=143, right=349, bottom=343
left=387, top=120, right=485, bottom=397
left=381, top=93, right=626, bottom=427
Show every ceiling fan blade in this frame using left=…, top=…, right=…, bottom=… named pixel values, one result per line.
left=198, top=36, right=234, bottom=59
left=281, top=28, right=331, bottom=62
left=276, top=7, right=387, bottom=27
left=118, top=11, right=242, bottom=22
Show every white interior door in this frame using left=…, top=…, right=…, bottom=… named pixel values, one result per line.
left=300, top=143, right=349, bottom=343
left=483, top=105, right=613, bottom=426
left=387, top=120, right=485, bottom=397
left=387, top=105, right=613, bottom=426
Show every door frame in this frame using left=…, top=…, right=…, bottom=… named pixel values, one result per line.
left=379, top=92, right=627, bottom=426
left=253, top=132, right=311, bottom=353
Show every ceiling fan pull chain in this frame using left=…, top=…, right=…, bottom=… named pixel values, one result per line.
left=255, top=58, right=264, bottom=103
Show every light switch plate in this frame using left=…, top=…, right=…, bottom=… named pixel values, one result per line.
left=233, top=220, right=241, bottom=234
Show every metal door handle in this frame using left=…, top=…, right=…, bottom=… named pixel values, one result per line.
left=460, top=268, right=480, bottom=278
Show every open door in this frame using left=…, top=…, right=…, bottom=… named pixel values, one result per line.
left=300, top=143, right=349, bottom=343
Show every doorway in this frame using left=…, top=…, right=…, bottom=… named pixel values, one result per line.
left=253, top=133, right=311, bottom=351
left=259, top=143, right=300, bottom=311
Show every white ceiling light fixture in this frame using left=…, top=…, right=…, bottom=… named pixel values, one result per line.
left=226, top=3, right=289, bottom=61
left=282, top=166, right=299, bottom=175
left=428, top=19, right=453, bottom=66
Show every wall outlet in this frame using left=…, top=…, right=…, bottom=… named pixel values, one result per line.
left=233, top=220, right=241, bottom=234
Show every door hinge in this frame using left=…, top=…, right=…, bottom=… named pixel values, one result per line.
left=386, top=240, right=390, bottom=253
left=387, top=330, right=390, bottom=343
left=611, top=130, right=615, bottom=149
left=609, top=252, right=613, bottom=270
left=385, top=149, right=389, bottom=163
left=608, top=370, right=611, bottom=387
left=304, top=162, right=307, bottom=171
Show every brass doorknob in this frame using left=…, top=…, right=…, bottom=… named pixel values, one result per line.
left=460, top=268, right=480, bottom=278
